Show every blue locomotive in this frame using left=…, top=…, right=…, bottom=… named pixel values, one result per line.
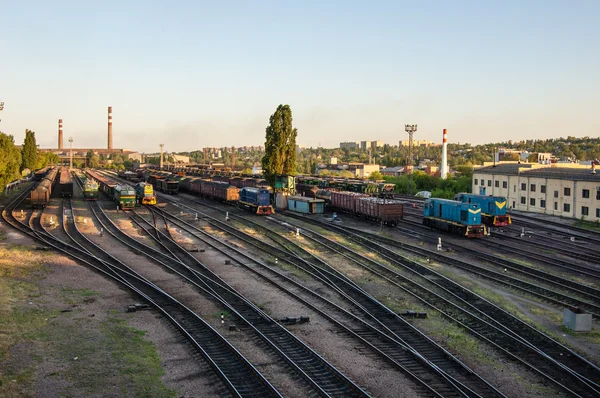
left=454, top=193, right=511, bottom=227
left=239, top=187, right=274, bottom=215
left=423, top=198, right=486, bottom=238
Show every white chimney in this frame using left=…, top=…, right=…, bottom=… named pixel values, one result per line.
left=441, top=129, right=448, bottom=179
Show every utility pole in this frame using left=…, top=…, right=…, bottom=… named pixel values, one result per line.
left=159, top=144, right=164, bottom=169
left=69, top=137, right=73, bottom=170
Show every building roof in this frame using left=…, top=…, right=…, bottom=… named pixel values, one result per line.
left=288, top=196, right=325, bottom=203
left=381, top=166, right=404, bottom=173
left=476, top=164, right=600, bottom=182
left=475, top=164, right=535, bottom=175
left=520, top=167, right=600, bottom=182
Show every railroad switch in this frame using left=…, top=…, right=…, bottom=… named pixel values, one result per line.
left=399, top=310, right=427, bottom=319
left=279, top=316, right=310, bottom=325
left=127, top=303, right=150, bottom=313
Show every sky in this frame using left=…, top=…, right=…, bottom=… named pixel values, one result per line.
left=1, top=1, right=599, bottom=153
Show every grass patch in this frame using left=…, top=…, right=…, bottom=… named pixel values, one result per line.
left=527, top=305, right=562, bottom=324
left=559, top=326, right=600, bottom=344
left=574, top=219, right=600, bottom=231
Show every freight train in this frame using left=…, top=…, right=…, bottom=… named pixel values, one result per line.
left=147, top=175, right=179, bottom=195
left=330, top=191, right=404, bottom=226
left=58, top=167, right=73, bottom=197
left=86, top=170, right=136, bottom=210
left=454, top=193, right=511, bottom=227
left=135, top=182, right=157, bottom=205
left=30, top=167, right=58, bottom=207
left=189, top=180, right=274, bottom=215
left=423, top=198, right=486, bottom=238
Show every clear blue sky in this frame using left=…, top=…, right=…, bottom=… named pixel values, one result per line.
left=1, top=1, right=598, bottom=153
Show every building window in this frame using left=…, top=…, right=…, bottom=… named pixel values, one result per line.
left=554, top=190, right=559, bottom=198
left=474, top=179, right=478, bottom=185
left=564, top=187, right=571, bottom=196
left=541, top=185, right=546, bottom=193
left=530, top=198, right=536, bottom=206
left=530, top=184, right=536, bottom=192
left=513, top=185, right=516, bottom=192
left=597, top=190, right=600, bottom=200
left=582, top=206, right=589, bottom=216
left=582, top=189, right=590, bottom=199
left=540, top=199, right=546, bottom=208
left=564, top=203, right=571, bottom=212
left=520, top=197, right=526, bottom=204
left=597, top=208, right=600, bottom=218
left=488, top=180, right=492, bottom=187
left=503, top=181, right=507, bottom=189
left=521, top=183, right=526, bottom=191
left=554, top=202, right=558, bottom=210
left=495, top=181, right=499, bottom=188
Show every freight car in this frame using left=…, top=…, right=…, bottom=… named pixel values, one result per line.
left=200, top=181, right=240, bottom=203
left=135, top=182, right=156, bottom=205
left=58, top=167, right=73, bottom=197
left=30, top=167, right=58, bottom=207
left=34, top=167, right=50, bottom=181
left=155, top=178, right=179, bottom=195
left=423, top=198, right=486, bottom=238
left=355, top=197, right=404, bottom=226
left=454, top=193, right=511, bottom=227
left=330, top=192, right=370, bottom=214
left=239, top=187, right=274, bottom=215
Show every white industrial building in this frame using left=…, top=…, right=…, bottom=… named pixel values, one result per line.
left=473, top=163, right=600, bottom=221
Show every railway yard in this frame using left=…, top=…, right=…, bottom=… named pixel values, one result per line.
left=1, top=170, right=600, bottom=397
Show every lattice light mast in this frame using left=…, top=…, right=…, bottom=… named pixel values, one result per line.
left=405, top=124, right=417, bottom=170
left=0, top=100, right=4, bottom=122
left=69, top=137, right=73, bottom=170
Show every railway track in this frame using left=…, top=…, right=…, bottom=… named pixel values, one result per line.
left=276, top=212, right=600, bottom=397
left=153, top=194, right=505, bottom=397
left=511, top=212, right=600, bottom=243
left=80, top=197, right=369, bottom=397
left=2, top=183, right=283, bottom=398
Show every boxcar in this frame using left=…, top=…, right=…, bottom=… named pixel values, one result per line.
left=423, top=198, right=486, bottom=238
left=30, top=168, right=58, bottom=207
left=454, top=193, right=511, bottom=227
left=156, top=178, right=179, bottom=194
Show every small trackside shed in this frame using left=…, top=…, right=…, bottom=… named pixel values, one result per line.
left=287, top=196, right=325, bottom=214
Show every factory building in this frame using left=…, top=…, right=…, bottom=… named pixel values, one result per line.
left=473, top=163, right=600, bottom=222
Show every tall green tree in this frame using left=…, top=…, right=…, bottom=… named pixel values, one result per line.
left=0, top=132, right=22, bottom=192
left=87, top=149, right=100, bottom=168
left=21, top=129, right=38, bottom=172
left=261, top=104, right=298, bottom=187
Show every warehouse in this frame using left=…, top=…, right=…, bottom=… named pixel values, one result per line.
left=472, top=163, right=600, bottom=221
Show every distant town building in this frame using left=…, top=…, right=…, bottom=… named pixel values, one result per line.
left=340, top=142, right=361, bottom=150
left=399, top=140, right=435, bottom=147
left=330, top=157, right=338, bottom=165
left=172, top=154, right=190, bottom=164
left=380, top=166, right=404, bottom=177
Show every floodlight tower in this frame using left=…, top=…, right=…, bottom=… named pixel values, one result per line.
left=69, top=137, right=73, bottom=170
left=159, top=144, right=164, bottom=169
left=405, top=124, right=417, bottom=170
left=0, top=100, right=4, bottom=122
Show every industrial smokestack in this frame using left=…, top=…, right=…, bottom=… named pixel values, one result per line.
left=107, top=106, right=113, bottom=150
left=441, top=129, right=448, bottom=179
left=58, top=119, right=63, bottom=149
